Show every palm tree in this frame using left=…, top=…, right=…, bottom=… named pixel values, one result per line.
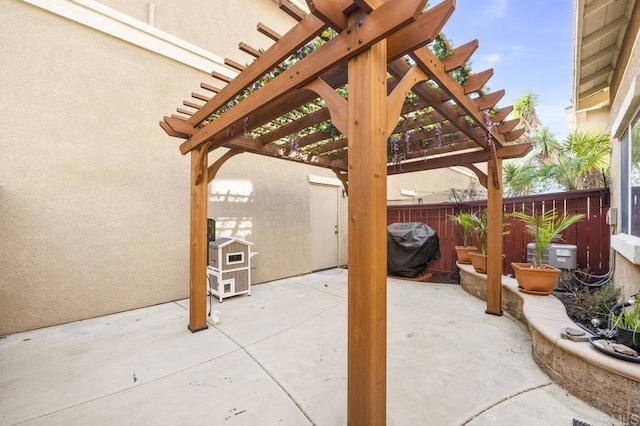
left=513, top=90, right=542, bottom=135
left=540, top=131, right=610, bottom=190
left=530, top=126, right=561, bottom=165
left=564, top=131, right=610, bottom=189
left=503, top=161, right=543, bottom=196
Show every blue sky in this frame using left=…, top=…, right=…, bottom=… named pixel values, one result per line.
left=441, top=0, right=574, bottom=141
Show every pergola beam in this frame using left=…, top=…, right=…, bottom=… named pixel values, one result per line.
left=224, top=136, right=348, bottom=170
left=187, top=13, right=328, bottom=126
left=238, top=42, right=262, bottom=58
left=160, top=1, right=532, bottom=421
left=410, top=47, right=507, bottom=146
left=486, top=152, right=503, bottom=315
left=442, top=39, right=479, bottom=72
left=179, top=0, right=435, bottom=154
left=386, top=0, right=455, bottom=62
left=462, top=164, right=488, bottom=188
left=188, top=144, right=209, bottom=333
left=346, top=31, right=387, bottom=426
left=257, top=22, right=282, bottom=41
left=388, top=59, right=488, bottom=148
left=387, top=141, right=532, bottom=174
left=279, top=0, right=306, bottom=21
left=258, top=108, right=332, bottom=144
left=464, top=69, right=494, bottom=95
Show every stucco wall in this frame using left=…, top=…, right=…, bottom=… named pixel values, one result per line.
left=99, top=0, right=288, bottom=63
left=609, top=23, right=640, bottom=298
left=0, top=0, right=204, bottom=334
left=0, top=0, right=305, bottom=335
left=570, top=108, right=610, bottom=134
left=209, top=150, right=348, bottom=282
left=387, top=168, right=480, bottom=204
left=614, top=253, right=640, bottom=299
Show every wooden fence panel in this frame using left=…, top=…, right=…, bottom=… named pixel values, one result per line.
left=387, top=189, right=610, bottom=276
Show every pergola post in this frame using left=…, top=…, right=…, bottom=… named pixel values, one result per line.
left=486, top=154, right=503, bottom=315
left=347, top=34, right=388, bottom=425
left=188, top=145, right=209, bottom=332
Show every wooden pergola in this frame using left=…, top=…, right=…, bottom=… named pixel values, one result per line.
left=160, top=0, right=530, bottom=423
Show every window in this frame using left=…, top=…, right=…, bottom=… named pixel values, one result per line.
left=620, top=112, right=640, bottom=237
left=227, top=252, right=244, bottom=264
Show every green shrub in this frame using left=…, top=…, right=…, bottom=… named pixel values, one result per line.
left=559, top=283, right=621, bottom=325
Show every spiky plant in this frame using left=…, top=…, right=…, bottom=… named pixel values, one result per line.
left=511, top=209, right=585, bottom=268
left=449, top=211, right=476, bottom=247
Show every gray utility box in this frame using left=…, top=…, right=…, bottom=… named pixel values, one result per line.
left=526, top=243, right=578, bottom=290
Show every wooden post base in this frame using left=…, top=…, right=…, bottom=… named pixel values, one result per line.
left=187, top=325, right=209, bottom=333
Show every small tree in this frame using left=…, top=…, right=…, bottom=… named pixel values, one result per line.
left=449, top=211, right=475, bottom=247
left=511, top=209, right=585, bottom=268
left=471, top=210, right=488, bottom=255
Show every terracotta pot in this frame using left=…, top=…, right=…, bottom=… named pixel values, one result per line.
left=469, top=252, right=487, bottom=274
left=455, top=246, right=478, bottom=264
left=511, top=262, right=560, bottom=295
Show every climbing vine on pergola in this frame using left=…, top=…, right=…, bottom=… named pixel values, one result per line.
left=160, top=0, right=530, bottom=424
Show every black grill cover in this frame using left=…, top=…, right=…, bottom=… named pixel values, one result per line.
left=387, top=222, right=440, bottom=278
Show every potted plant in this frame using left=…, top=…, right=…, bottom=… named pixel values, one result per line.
left=609, top=296, right=640, bottom=352
left=511, top=209, right=584, bottom=295
left=449, top=211, right=477, bottom=264
left=467, top=210, right=510, bottom=274
left=469, top=210, right=488, bottom=273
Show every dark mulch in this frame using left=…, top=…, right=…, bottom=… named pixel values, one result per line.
left=428, top=271, right=460, bottom=285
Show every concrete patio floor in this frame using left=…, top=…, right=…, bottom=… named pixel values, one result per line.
left=0, top=269, right=612, bottom=425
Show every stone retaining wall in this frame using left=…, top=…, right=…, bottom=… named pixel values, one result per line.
left=459, top=264, right=640, bottom=423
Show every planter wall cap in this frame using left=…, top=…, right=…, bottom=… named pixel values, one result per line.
left=458, top=262, right=640, bottom=383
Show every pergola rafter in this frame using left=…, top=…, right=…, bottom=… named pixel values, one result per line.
left=160, top=0, right=531, bottom=423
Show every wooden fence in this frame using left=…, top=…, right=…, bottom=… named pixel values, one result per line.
left=387, top=189, right=611, bottom=276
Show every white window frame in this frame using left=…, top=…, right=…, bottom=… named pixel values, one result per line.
left=612, top=105, right=640, bottom=264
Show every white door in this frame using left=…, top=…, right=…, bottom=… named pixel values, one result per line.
left=310, top=185, right=339, bottom=271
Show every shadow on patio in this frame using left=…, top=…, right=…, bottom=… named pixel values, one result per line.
left=0, top=269, right=607, bottom=425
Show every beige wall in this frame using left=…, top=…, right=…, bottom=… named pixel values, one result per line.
left=0, top=0, right=305, bottom=335
left=99, top=0, right=287, bottom=63
left=569, top=107, right=610, bottom=134
left=0, top=0, right=475, bottom=335
left=614, top=253, right=640, bottom=299
left=608, top=25, right=640, bottom=298
left=208, top=150, right=348, bottom=282
left=387, top=168, right=480, bottom=204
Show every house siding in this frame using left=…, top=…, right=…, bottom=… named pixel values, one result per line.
left=609, top=12, right=640, bottom=299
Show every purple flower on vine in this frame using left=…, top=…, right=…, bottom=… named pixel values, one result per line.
left=404, top=130, right=411, bottom=152
left=389, top=135, right=400, bottom=171
left=243, top=117, right=249, bottom=135
left=253, top=81, right=260, bottom=91
left=390, top=135, right=399, bottom=157
left=289, top=136, right=300, bottom=152
left=484, top=110, right=492, bottom=128
left=297, top=49, right=304, bottom=60
left=435, top=123, right=443, bottom=148
left=484, top=110, right=493, bottom=144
